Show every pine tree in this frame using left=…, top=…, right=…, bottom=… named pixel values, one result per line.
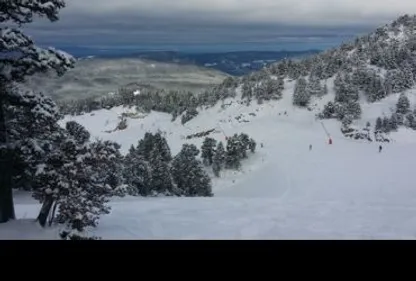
left=334, top=73, right=359, bottom=103
left=390, top=113, right=399, bottom=131
left=90, top=140, right=124, bottom=192
left=153, top=132, right=172, bottom=162
left=249, top=138, right=257, bottom=153
left=405, top=113, right=416, bottom=129
left=6, top=91, right=64, bottom=192
left=201, top=137, right=217, bottom=166
left=375, top=117, right=383, bottom=132
left=171, top=144, right=212, bottom=197
left=242, top=81, right=253, bottom=102
left=307, top=75, right=324, bottom=96
left=149, top=149, right=175, bottom=196
left=33, top=133, right=115, bottom=236
left=396, top=93, right=410, bottom=114
left=123, top=153, right=151, bottom=196
left=65, top=121, right=90, bottom=144
left=321, top=101, right=336, bottom=119
left=137, top=132, right=155, bottom=161
left=385, top=69, right=407, bottom=93
left=212, top=142, right=225, bottom=177
left=345, top=100, right=362, bottom=119
left=383, top=116, right=391, bottom=133
left=293, top=77, right=310, bottom=107
left=0, top=0, right=75, bottom=223
left=225, top=135, right=242, bottom=170
left=238, top=133, right=251, bottom=159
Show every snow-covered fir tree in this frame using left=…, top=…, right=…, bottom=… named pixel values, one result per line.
left=0, top=0, right=75, bottom=223
left=383, top=116, right=391, bottom=132
left=396, top=93, right=410, bottom=114
left=293, top=77, right=310, bottom=107
left=33, top=124, right=117, bottom=237
left=171, top=144, right=212, bottom=197
left=152, top=132, right=172, bottom=162
left=390, top=113, right=399, bottom=131
left=307, top=75, right=325, bottom=96
left=225, top=135, right=243, bottom=170
left=212, top=141, right=225, bottom=177
left=149, top=148, right=176, bottom=196
left=375, top=117, right=383, bottom=132
left=249, top=138, right=256, bottom=153
left=201, top=137, right=217, bottom=166
left=123, top=149, right=151, bottom=196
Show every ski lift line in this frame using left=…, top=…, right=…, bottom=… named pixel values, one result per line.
left=320, top=121, right=331, bottom=138
left=216, top=123, right=228, bottom=139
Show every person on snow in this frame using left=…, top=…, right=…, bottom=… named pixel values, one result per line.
left=309, top=144, right=312, bottom=151
left=379, top=145, right=382, bottom=153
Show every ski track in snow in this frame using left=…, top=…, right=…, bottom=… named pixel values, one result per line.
left=2, top=81, right=416, bottom=239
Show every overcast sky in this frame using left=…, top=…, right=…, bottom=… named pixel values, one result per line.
left=25, top=0, right=416, bottom=51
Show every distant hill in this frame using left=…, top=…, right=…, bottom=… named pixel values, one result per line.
left=25, top=58, right=228, bottom=101
left=70, top=49, right=321, bottom=76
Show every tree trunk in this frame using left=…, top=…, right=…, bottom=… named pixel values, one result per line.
left=48, top=200, right=58, bottom=227
left=0, top=95, right=15, bottom=224
left=37, top=196, right=54, bottom=227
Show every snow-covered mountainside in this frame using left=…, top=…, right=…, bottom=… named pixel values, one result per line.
left=3, top=80, right=416, bottom=239
left=3, top=15, right=416, bottom=239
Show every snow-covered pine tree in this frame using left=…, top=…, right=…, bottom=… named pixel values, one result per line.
left=375, top=117, right=383, bottom=132
left=152, top=132, right=172, bottom=162
left=242, top=81, right=253, bottom=104
left=385, top=69, right=407, bottom=93
left=366, top=73, right=387, bottom=102
left=390, top=113, right=399, bottom=131
left=405, top=113, right=416, bottom=129
left=33, top=132, right=114, bottom=236
left=249, top=138, right=257, bottom=153
left=201, top=137, right=217, bottom=166
left=238, top=133, right=251, bottom=159
left=293, top=77, right=310, bottom=107
left=123, top=150, right=152, bottom=196
left=307, top=75, right=324, bottom=96
left=149, top=148, right=175, bottom=196
left=261, top=77, right=284, bottom=101
left=225, top=134, right=242, bottom=170
left=136, top=132, right=154, bottom=161
left=334, top=73, right=359, bottom=103
left=212, top=141, right=225, bottom=177
left=401, top=61, right=415, bottom=89
left=321, top=101, right=336, bottom=119
left=171, top=144, right=212, bottom=197
left=396, top=93, right=410, bottom=114
left=383, top=116, right=391, bottom=132
left=345, top=100, right=362, bottom=119
left=89, top=140, right=124, bottom=193
left=0, top=0, right=75, bottom=223
left=65, top=121, right=90, bottom=144
left=6, top=89, right=64, bottom=192
left=181, top=107, right=198, bottom=124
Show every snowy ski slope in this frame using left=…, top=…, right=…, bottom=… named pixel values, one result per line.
left=2, top=80, right=416, bottom=239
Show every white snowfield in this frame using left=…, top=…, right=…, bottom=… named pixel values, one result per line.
left=2, top=81, right=416, bottom=239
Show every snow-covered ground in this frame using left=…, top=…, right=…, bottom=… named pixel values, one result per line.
left=2, top=82, right=416, bottom=239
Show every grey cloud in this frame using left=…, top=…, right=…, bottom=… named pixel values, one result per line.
left=23, top=0, right=413, bottom=48
left=62, top=0, right=415, bottom=26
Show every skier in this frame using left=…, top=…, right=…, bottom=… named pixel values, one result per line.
left=309, top=144, right=312, bottom=151
left=379, top=145, right=382, bottom=153
left=328, top=138, right=332, bottom=145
